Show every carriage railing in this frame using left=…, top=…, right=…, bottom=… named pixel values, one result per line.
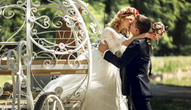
left=0, top=0, right=103, bottom=109
left=0, top=41, right=33, bottom=109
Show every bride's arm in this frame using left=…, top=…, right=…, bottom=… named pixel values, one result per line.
left=122, top=32, right=156, bottom=47
left=121, top=37, right=137, bottom=47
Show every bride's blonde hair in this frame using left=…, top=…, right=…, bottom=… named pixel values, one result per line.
left=107, top=7, right=139, bottom=37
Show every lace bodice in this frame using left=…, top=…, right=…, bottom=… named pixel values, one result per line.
left=101, top=27, right=126, bottom=53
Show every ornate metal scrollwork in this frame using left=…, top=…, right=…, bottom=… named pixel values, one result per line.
left=0, top=0, right=104, bottom=109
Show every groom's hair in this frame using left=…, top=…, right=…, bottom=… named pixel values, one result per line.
left=135, top=14, right=151, bottom=34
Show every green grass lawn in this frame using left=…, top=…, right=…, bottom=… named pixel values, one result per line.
left=0, top=56, right=191, bottom=110
left=151, top=97, right=191, bottom=110
left=163, top=78, right=191, bottom=87
left=151, top=56, right=191, bottom=73
left=151, top=56, right=191, bottom=87
left=150, top=56, right=191, bottom=109
left=150, top=77, right=191, bottom=87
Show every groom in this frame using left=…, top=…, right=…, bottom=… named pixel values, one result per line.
left=99, top=14, right=153, bottom=110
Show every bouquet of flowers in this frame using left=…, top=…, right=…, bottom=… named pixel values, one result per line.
left=151, top=22, right=166, bottom=48
left=152, top=22, right=165, bottom=36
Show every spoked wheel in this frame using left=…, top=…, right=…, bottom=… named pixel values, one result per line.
left=34, top=92, right=65, bottom=110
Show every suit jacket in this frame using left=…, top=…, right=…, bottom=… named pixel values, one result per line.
left=115, top=47, right=131, bottom=95
left=104, top=38, right=152, bottom=97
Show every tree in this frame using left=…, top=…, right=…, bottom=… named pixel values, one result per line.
left=129, top=0, right=191, bottom=56
left=1, top=0, right=191, bottom=56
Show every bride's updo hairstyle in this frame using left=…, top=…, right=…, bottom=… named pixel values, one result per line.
left=107, top=7, right=139, bottom=33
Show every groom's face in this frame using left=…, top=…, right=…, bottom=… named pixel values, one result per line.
left=130, top=20, right=139, bottom=36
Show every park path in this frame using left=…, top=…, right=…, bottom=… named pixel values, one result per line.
left=151, top=84, right=191, bottom=99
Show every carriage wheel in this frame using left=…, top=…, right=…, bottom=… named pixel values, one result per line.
left=34, top=92, right=65, bottom=110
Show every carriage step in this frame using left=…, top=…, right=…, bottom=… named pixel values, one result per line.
left=0, top=99, right=80, bottom=105
left=0, top=100, right=37, bottom=105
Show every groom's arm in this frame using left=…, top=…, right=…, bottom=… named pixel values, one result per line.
left=104, top=40, right=141, bottom=68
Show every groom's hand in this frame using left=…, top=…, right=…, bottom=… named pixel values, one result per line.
left=98, top=40, right=109, bottom=54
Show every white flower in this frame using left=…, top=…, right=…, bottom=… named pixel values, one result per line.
left=130, top=8, right=133, bottom=12
left=156, top=25, right=161, bottom=29
left=158, top=30, right=162, bottom=34
left=121, top=8, right=126, bottom=13
left=158, top=22, right=162, bottom=24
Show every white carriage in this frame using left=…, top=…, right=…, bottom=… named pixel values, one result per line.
left=0, top=0, right=102, bottom=109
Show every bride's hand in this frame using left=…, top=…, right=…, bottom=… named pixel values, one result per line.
left=144, top=32, right=157, bottom=40
left=135, top=32, right=157, bottom=40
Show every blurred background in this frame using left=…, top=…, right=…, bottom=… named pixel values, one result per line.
left=0, top=0, right=191, bottom=109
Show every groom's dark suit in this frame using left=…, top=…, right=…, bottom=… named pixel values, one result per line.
left=104, top=38, right=152, bottom=110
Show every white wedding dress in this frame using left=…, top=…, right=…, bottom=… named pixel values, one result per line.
left=37, top=27, right=128, bottom=110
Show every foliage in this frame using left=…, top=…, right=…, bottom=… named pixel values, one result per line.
left=0, top=0, right=191, bottom=56
left=82, top=1, right=105, bottom=43
left=0, top=76, right=12, bottom=88
left=129, top=0, right=191, bottom=56
left=87, top=0, right=191, bottom=56
left=0, top=7, right=26, bottom=42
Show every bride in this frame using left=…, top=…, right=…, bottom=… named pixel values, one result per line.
left=37, top=7, right=156, bottom=110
